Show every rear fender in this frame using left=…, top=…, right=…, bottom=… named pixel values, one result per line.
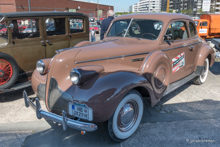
left=194, top=43, right=215, bottom=69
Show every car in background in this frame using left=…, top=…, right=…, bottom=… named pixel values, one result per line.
left=0, top=11, right=89, bottom=91
left=89, top=22, right=99, bottom=34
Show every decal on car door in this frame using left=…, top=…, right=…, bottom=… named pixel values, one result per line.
left=172, top=52, right=185, bottom=73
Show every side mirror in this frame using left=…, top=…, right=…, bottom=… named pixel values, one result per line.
left=164, top=34, right=173, bottom=41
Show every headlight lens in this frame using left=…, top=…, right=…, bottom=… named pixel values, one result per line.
left=70, top=69, right=81, bottom=85
left=36, top=60, right=45, bottom=74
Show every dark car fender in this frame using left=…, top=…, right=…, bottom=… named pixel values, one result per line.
left=194, top=43, right=215, bottom=69
left=66, top=71, right=155, bottom=123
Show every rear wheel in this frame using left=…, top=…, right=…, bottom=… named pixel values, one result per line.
left=108, top=90, right=144, bottom=142
left=0, top=53, right=19, bottom=89
left=193, top=58, right=209, bottom=85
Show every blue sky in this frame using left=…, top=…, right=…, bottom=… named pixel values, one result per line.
left=85, top=0, right=139, bottom=12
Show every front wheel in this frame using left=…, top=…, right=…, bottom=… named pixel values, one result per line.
left=193, top=58, right=209, bottom=85
left=0, top=53, right=19, bottom=89
left=108, top=90, right=144, bottom=142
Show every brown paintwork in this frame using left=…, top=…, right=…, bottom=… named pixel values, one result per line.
left=30, top=13, right=215, bottom=123
left=0, top=12, right=89, bottom=89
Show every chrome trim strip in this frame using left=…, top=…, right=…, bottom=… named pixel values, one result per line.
left=75, top=51, right=150, bottom=64
left=162, top=41, right=201, bottom=52
left=163, top=73, right=196, bottom=96
left=0, top=17, right=5, bottom=23
left=23, top=90, right=97, bottom=132
left=124, top=18, right=133, bottom=37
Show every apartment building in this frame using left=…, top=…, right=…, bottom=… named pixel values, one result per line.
left=161, top=0, right=220, bottom=15
left=129, top=0, right=161, bottom=13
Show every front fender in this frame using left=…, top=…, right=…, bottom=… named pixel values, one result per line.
left=66, top=71, right=154, bottom=122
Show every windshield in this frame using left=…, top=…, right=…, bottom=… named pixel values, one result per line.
left=194, top=21, right=198, bottom=26
left=0, top=21, right=8, bottom=48
left=107, top=19, right=163, bottom=40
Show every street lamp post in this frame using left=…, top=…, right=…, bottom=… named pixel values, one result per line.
left=28, top=0, right=31, bottom=12
left=97, top=0, right=99, bottom=19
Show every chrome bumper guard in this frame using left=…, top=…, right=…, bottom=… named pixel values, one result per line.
left=23, top=90, right=98, bottom=132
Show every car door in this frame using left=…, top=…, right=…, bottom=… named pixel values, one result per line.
left=68, top=17, right=89, bottom=47
left=160, top=20, right=196, bottom=83
left=43, top=17, right=70, bottom=58
left=5, top=17, right=46, bottom=72
left=198, top=21, right=209, bottom=37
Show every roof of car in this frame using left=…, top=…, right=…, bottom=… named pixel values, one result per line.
left=0, top=11, right=88, bottom=18
left=114, top=13, right=192, bottom=22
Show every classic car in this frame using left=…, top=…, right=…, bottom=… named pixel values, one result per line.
left=23, top=13, right=215, bottom=142
left=0, top=12, right=89, bottom=91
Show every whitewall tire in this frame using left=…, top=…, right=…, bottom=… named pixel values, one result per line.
left=108, top=90, right=144, bottom=142
left=193, top=58, right=209, bottom=85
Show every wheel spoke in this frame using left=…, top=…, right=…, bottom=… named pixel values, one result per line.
left=0, top=59, right=13, bottom=85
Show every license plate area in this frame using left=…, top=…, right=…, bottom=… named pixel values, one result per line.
left=68, top=102, right=93, bottom=121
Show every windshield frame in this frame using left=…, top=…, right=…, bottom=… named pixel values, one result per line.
left=106, top=18, right=163, bottom=41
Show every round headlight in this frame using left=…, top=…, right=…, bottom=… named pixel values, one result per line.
left=36, top=60, right=45, bottom=74
left=70, top=69, right=81, bottom=85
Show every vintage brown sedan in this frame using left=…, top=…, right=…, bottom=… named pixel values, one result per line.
left=0, top=12, right=89, bottom=91
left=24, top=13, right=215, bottom=142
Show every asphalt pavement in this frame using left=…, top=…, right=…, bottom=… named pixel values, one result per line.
left=0, top=60, right=220, bottom=147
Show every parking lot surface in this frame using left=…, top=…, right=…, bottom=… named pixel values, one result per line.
left=0, top=61, right=219, bottom=147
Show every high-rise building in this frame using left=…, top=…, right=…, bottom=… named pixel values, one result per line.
left=161, top=0, right=220, bottom=16
left=129, top=0, right=161, bottom=13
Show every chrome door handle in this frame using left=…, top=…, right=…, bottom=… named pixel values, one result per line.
left=189, top=46, right=194, bottom=51
left=40, top=40, right=46, bottom=46
left=46, top=40, right=53, bottom=45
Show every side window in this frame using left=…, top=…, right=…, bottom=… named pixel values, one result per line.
left=11, top=19, right=40, bottom=39
left=165, top=21, right=188, bottom=41
left=70, top=18, right=84, bottom=33
left=46, top=18, right=66, bottom=36
left=202, top=22, right=208, bottom=26
left=200, top=22, right=207, bottom=26
left=189, top=22, right=197, bottom=37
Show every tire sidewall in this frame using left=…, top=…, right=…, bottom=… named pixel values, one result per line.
left=199, top=58, right=209, bottom=83
left=112, top=92, right=144, bottom=140
left=0, top=53, right=19, bottom=89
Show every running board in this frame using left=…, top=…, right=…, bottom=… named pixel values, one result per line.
left=0, top=81, right=32, bottom=93
left=163, top=73, right=197, bottom=97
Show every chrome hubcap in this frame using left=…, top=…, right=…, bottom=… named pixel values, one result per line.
left=117, top=100, right=139, bottom=132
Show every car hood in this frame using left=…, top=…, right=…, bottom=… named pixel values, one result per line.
left=74, top=37, right=156, bottom=63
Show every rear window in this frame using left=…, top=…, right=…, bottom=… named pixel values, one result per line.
left=189, top=22, right=197, bottom=37
left=70, top=18, right=84, bottom=33
left=46, top=18, right=66, bottom=36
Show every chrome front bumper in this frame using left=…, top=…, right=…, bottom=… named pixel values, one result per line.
left=23, top=90, right=98, bottom=132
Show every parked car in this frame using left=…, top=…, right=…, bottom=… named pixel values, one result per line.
left=24, top=13, right=215, bottom=142
left=0, top=12, right=89, bottom=91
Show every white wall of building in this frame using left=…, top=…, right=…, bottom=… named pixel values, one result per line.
left=129, top=0, right=161, bottom=13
